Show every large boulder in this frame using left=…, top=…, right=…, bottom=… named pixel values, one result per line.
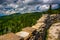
left=0, top=33, right=21, bottom=40
left=32, top=23, right=46, bottom=29
left=16, top=27, right=36, bottom=40
left=47, top=23, right=60, bottom=40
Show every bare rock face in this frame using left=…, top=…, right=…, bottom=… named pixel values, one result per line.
left=0, top=14, right=60, bottom=40
left=16, top=27, right=36, bottom=40
left=28, top=14, right=60, bottom=40
left=32, top=14, right=49, bottom=29
left=0, top=33, right=21, bottom=40
left=32, top=23, right=45, bottom=29
left=47, top=23, right=60, bottom=40
left=37, top=14, right=49, bottom=23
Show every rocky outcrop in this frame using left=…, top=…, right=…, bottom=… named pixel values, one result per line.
left=27, top=14, right=60, bottom=40
left=0, top=33, right=22, bottom=40
left=47, top=23, right=60, bottom=40
left=16, top=27, right=36, bottom=40
left=0, top=14, right=60, bottom=40
left=32, top=14, right=49, bottom=29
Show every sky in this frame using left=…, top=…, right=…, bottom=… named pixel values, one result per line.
left=0, top=0, right=60, bottom=16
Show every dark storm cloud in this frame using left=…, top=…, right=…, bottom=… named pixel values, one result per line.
left=0, top=0, right=6, bottom=4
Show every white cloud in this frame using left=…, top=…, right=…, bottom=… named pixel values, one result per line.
left=43, top=0, right=53, bottom=3
left=5, top=10, right=16, bottom=15
left=24, top=0, right=34, bottom=3
left=43, top=0, right=49, bottom=3
left=40, top=5, right=49, bottom=11
left=7, top=4, right=19, bottom=8
left=35, top=4, right=49, bottom=12
left=52, top=4, right=59, bottom=9
left=20, top=7, right=26, bottom=11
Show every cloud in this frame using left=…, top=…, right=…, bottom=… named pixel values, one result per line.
left=35, top=4, right=49, bottom=12
left=7, top=4, right=19, bottom=8
left=0, top=0, right=60, bottom=16
left=40, top=5, right=49, bottom=11
left=23, top=0, right=60, bottom=5
left=42, top=0, right=53, bottom=3
left=52, top=4, right=59, bottom=9
left=5, top=10, right=16, bottom=15
left=23, top=0, right=43, bottom=5
left=23, top=0, right=34, bottom=3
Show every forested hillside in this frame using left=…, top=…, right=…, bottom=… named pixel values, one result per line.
left=0, top=9, right=60, bottom=35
